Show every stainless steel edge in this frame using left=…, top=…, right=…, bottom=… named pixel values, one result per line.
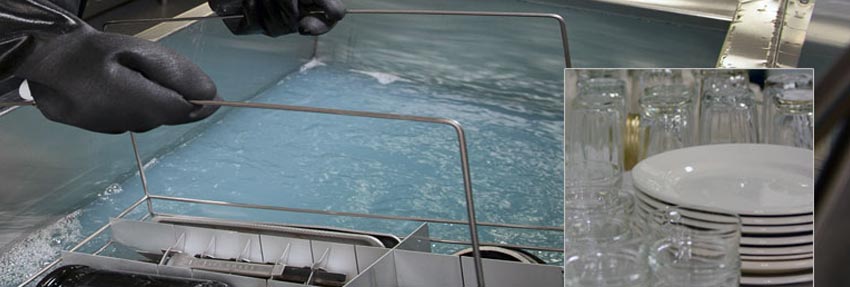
left=717, top=0, right=787, bottom=68
left=133, top=4, right=215, bottom=41
left=565, top=0, right=738, bottom=22
left=775, top=0, right=817, bottom=68
left=717, top=0, right=816, bottom=68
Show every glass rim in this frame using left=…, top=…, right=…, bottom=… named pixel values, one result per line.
left=564, top=160, right=621, bottom=187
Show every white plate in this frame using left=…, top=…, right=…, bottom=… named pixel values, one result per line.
left=740, top=244, right=813, bottom=256
left=635, top=199, right=814, bottom=235
left=743, top=223, right=813, bottom=235
left=742, top=253, right=813, bottom=261
left=635, top=191, right=813, bottom=226
left=742, top=258, right=813, bottom=274
left=740, top=234, right=813, bottom=246
left=741, top=272, right=813, bottom=285
left=633, top=144, right=813, bottom=216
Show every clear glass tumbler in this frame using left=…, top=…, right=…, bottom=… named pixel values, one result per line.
left=699, top=70, right=749, bottom=94
left=766, top=88, right=814, bottom=149
left=639, top=84, right=693, bottom=159
left=764, top=73, right=814, bottom=149
left=565, top=160, right=622, bottom=188
left=647, top=207, right=741, bottom=287
left=564, top=234, right=650, bottom=287
left=567, top=78, right=627, bottom=169
left=631, top=70, right=686, bottom=117
left=564, top=188, right=635, bottom=249
left=699, top=84, right=759, bottom=144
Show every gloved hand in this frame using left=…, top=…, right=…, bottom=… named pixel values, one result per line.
left=15, top=25, right=221, bottom=134
left=209, top=0, right=346, bottom=37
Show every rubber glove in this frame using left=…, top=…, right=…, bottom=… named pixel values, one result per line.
left=209, top=0, right=346, bottom=37
left=1, top=0, right=220, bottom=134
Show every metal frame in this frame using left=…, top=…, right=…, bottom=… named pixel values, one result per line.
left=8, top=99, right=565, bottom=287
left=101, top=9, right=572, bottom=68
left=12, top=8, right=572, bottom=286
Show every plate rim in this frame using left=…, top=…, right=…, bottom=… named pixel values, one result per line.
left=740, top=244, right=814, bottom=256
left=635, top=189, right=814, bottom=225
left=635, top=199, right=814, bottom=235
left=741, top=253, right=813, bottom=261
left=741, top=272, right=813, bottom=285
left=742, top=258, right=813, bottom=273
left=632, top=144, right=814, bottom=216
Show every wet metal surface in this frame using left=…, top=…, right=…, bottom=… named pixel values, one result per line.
left=718, top=0, right=815, bottom=68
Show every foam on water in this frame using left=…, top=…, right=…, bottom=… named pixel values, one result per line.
left=349, top=69, right=411, bottom=85
left=0, top=211, right=82, bottom=286
left=298, top=58, right=327, bottom=74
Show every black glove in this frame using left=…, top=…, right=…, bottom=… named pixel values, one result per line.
left=15, top=25, right=220, bottom=133
left=209, top=0, right=346, bottom=37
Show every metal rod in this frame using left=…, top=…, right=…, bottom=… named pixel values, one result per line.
left=101, top=14, right=243, bottom=29
left=0, top=101, right=34, bottom=107
left=427, top=238, right=562, bottom=253
left=101, top=9, right=571, bottom=68
left=92, top=240, right=114, bottom=255
left=346, top=9, right=570, bottom=68
left=130, top=133, right=156, bottom=218
left=17, top=196, right=149, bottom=287
left=189, top=100, right=464, bottom=125
left=148, top=194, right=562, bottom=231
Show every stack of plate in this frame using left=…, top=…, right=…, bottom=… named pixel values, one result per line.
left=631, top=144, right=814, bottom=286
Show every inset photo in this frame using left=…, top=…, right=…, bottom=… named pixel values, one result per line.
left=564, top=69, right=814, bottom=287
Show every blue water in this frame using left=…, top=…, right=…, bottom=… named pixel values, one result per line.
left=0, top=62, right=564, bottom=286
left=132, top=62, right=564, bottom=248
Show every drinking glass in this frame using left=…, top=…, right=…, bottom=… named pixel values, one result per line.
left=639, top=85, right=693, bottom=159
left=699, top=84, right=759, bottom=144
left=567, top=78, right=627, bottom=169
left=699, top=70, right=749, bottom=94
left=647, top=207, right=741, bottom=287
left=563, top=233, right=650, bottom=287
left=565, top=160, right=622, bottom=188
left=633, top=69, right=685, bottom=112
left=697, top=70, right=749, bottom=130
left=564, top=188, right=634, bottom=248
left=764, top=73, right=814, bottom=149
left=766, top=88, right=814, bottom=149
left=577, top=69, right=625, bottom=82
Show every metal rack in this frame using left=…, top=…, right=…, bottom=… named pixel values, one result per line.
left=9, top=8, right=570, bottom=286
left=8, top=99, right=564, bottom=287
